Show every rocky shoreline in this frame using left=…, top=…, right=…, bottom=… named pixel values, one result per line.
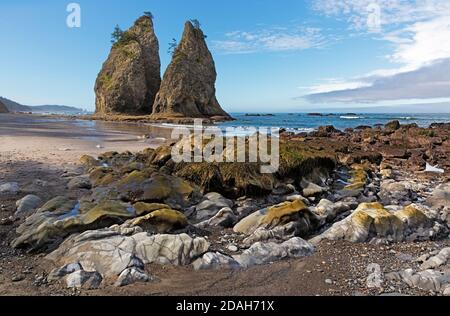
left=0, top=119, right=449, bottom=296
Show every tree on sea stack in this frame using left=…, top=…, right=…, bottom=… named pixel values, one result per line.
left=95, top=15, right=161, bottom=115
left=111, top=25, right=124, bottom=44
left=151, top=21, right=231, bottom=120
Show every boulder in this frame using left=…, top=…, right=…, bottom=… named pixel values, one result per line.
left=151, top=21, right=231, bottom=120
left=427, top=183, right=450, bottom=210
left=194, top=192, right=233, bottom=221
left=233, top=199, right=317, bottom=236
left=122, top=208, right=188, bottom=233
left=378, top=180, right=416, bottom=204
left=384, top=120, right=401, bottom=133
left=0, top=182, right=19, bottom=195
left=47, top=230, right=210, bottom=282
left=66, top=270, right=103, bottom=290
left=12, top=197, right=135, bottom=251
left=134, top=233, right=210, bottom=265
left=67, top=175, right=92, bottom=190
left=195, top=207, right=237, bottom=229
left=15, top=195, right=42, bottom=217
left=310, top=203, right=432, bottom=244
left=115, top=268, right=152, bottom=287
left=233, top=237, right=315, bottom=268
left=79, top=155, right=100, bottom=170
left=95, top=15, right=161, bottom=115
left=192, top=252, right=241, bottom=270
left=301, top=180, right=326, bottom=197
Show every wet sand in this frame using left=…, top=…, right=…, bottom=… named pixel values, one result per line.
left=0, top=113, right=174, bottom=165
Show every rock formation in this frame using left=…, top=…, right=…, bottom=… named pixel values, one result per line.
left=151, top=21, right=231, bottom=120
left=0, top=100, right=9, bottom=113
left=95, top=15, right=161, bottom=115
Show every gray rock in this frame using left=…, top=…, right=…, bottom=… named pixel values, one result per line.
left=67, top=175, right=92, bottom=190
left=242, top=221, right=308, bottom=246
left=427, top=183, right=450, bottom=210
left=233, top=237, right=314, bottom=268
left=135, top=233, right=210, bottom=265
left=48, top=262, right=83, bottom=281
left=379, top=180, right=415, bottom=204
left=194, top=193, right=233, bottom=221
left=420, top=248, right=450, bottom=270
left=313, top=199, right=355, bottom=222
left=15, top=195, right=42, bottom=217
left=47, top=230, right=210, bottom=283
left=192, top=252, right=241, bottom=270
left=272, top=184, right=295, bottom=196
left=227, top=245, right=238, bottom=252
left=0, top=182, right=19, bottom=195
left=301, top=180, right=326, bottom=197
left=66, top=270, right=103, bottom=289
left=115, top=268, right=151, bottom=287
left=195, top=207, right=237, bottom=228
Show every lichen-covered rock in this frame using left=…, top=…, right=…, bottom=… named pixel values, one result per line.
left=117, top=172, right=200, bottom=208
left=80, top=155, right=100, bottom=170
left=12, top=197, right=134, bottom=251
left=132, top=202, right=170, bottom=216
left=151, top=21, right=230, bottom=120
left=309, top=203, right=432, bottom=244
left=123, top=208, right=188, bottom=233
left=95, top=15, right=161, bottom=115
left=233, top=199, right=318, bottom=236
left=342, top=164, right=369, bottom=193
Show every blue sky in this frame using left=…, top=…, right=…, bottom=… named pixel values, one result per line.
left=1, top=0, right=450, bottom=112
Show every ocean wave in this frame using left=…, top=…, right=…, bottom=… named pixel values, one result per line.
left=340, top=116, right=363, bottom=119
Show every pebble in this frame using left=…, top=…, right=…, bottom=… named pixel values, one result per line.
left=227, top=245, right=238, bottom=252
left=12, top=275, right=25, bottom=282
left=325, top=279, right=333, bottom=285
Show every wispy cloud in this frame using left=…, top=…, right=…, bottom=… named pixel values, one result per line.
left=304, top=59, right=450, bottom=103
left=214, top=26, right=327, bottom=54
left=302, top=0, right=450, bottom=103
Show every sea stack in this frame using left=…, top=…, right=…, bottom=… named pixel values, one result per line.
left=0, top=100, right=9, bottom=113
left=95, top=15, right=161, bottom=115
left=151, top=21, right=231, bottom=121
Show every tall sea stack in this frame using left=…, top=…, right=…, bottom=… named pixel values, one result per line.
left=0, top=100, right=9, bottom=113
left=151, top=21, right=231, bottom=120
left=95, top=16, right=161, bottom=115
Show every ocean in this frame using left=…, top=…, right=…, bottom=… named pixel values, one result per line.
left=215, top=113, right=450, bottom=133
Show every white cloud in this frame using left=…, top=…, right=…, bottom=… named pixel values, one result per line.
left=302, top=0, right=450, bottom=103
left=304, top=58, right=450, bottom=103
left=214, top=26, right=327, bottom=54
